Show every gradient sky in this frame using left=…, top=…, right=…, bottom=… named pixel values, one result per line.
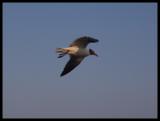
left=3, top=3, right=157, bottom=118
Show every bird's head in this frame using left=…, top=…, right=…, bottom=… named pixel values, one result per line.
left=89, top=49, right=98, bottom=57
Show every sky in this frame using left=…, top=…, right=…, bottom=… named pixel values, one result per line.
left=3, top=3, right=157, bottom=118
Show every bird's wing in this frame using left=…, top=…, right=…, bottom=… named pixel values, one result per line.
left=69, top=36, right=99, bottom=48
left=60, top=56, right=84, bottom=77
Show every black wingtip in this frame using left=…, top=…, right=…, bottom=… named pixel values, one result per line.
left=88, top=37, right=99, bottom=43
left=94, top=39, right=99, bottom=43
left=60, top=73, right=65, bottom=77
left=93, top=38, right=99, bottom=42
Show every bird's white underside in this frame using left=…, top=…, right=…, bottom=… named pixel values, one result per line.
left=64, top=46, right=90, bottom=57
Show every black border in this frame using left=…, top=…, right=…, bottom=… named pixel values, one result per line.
left=1, top=1, right=158, bottom=120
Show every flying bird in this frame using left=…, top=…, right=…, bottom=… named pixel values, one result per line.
left=56, top=36, right=99, bottom=77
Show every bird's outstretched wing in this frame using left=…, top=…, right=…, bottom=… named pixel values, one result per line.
left=69, top=36, right=99, bottom=48
left=60, top=56, right=84, bottom=77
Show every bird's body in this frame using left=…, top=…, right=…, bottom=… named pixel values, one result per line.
left=61, top=47, right=90, bottom=57
left=56, top=36, right=99, bottom=77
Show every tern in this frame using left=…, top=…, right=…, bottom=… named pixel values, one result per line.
left=56, top=36, right=99, bottom=77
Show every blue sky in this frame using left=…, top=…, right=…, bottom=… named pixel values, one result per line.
left=3, top=3, right=157, bottom=118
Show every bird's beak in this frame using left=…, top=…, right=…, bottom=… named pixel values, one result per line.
left=93, top=52, right=98, bottom=57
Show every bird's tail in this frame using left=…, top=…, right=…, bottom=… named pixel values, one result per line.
left=56, top=48, right=68, bottom=58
